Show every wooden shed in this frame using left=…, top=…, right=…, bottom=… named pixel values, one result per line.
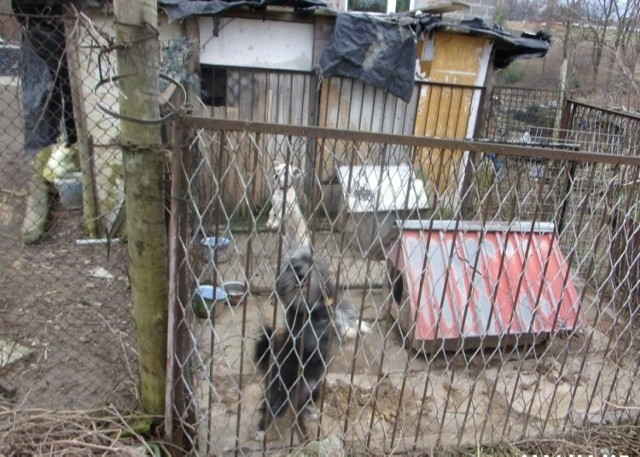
left=80, top=2, right=551, bottom=225
left=176, top=5, right=549, bottom=217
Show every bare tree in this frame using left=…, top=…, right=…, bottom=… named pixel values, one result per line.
left=496, top=0, right=545, bottom=21
left=613, top=0, right=640, bottom=51
left=583, top=0, right=616, bottom=82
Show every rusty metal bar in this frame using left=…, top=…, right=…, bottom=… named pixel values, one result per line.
left=389, top=143, right=428, bottom=449
left=341, top=138, right=370, bottom=439
left=559, top=163, right=625, bottom=432
left=412, top=145, right=451, bottom=445
left=314, top=135, right=343, bottom=441
left=364, top=146, right=394, bottom=451
left=499, top=169, right=550, bottom=438
left=477, top=206, right=526, bottom=443
left=233, top=134, right=261, bottom=456
left=455, top=168, right=498, bottom=447
left=205, top=129, right=226, bottom=455
left=417, top=79, right=484, bottom=91
left=182, top=117, right=640, bottom=167
left=566, top=99, right=640, bottom=122
left=434, top=219, right=466, bottom=450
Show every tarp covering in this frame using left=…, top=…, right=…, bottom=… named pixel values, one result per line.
left=159, top=0, right=328, bottom=22
left=156, top=3, right=551, bottom=103
left=426, top=18, right=552, bottom=69
left=317, top=12, right=552, bottom=102
left=317, top=13, right=418, bottom=103
left=12, top=1, right=77, bottom=155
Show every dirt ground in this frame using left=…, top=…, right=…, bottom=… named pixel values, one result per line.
left=183, top=231, right=640, bottom=456
left=0, top=82, right=137, bottom=410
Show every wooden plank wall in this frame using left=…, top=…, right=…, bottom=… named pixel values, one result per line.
left=316, top=77, right=420, bottom=214
left=204, top=69, right=312, bottom=218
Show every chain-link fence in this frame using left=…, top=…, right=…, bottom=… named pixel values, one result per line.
left=166, top=117, right=640, bottom=455
left=0, top=8, right=136, bottom=409
left=2, top=6, right=640, bottom=456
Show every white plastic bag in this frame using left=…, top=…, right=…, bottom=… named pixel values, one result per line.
left=43, top=142, right=79, bottom=183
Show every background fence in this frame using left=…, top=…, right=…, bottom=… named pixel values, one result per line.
left=167, top=117, right=640, bottom=455
left=481, top=85, right=564, bottom=143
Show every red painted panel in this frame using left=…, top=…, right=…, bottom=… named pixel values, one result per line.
left=388, top=223, right=586, bottom=346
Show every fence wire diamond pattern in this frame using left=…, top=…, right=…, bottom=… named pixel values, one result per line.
left=167, top=118, right=640, bottom=455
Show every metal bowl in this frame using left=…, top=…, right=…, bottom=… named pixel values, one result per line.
left=192, top=285, right=227, bottom=319
left=200, top=236, right=232, bottom=264
left=222, top=281, right=248, bottom=307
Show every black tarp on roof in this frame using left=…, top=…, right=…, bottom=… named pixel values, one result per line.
left=317, top=12, right=552, bottom=102
left=317, top=13, right=418, bottom=103
left=158, top=0, right=329, bottom=21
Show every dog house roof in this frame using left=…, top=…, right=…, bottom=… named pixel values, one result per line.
left=387, top=220, right=586, bottom=349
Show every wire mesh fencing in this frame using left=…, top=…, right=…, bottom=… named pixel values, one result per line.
left=562, top=99, right=640, bottom=157
left=2, top=6, right=640, bottom=456
left=0, top=8, right=137, bottom=409
left=482, top=85, right=564, bottom=143
left=167, top=117, right=640, bottom=455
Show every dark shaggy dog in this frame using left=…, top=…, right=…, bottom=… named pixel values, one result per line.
left=254, top=247, right=357, bottom=439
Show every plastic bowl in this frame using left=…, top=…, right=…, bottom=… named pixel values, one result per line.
left=54, top=172, right=83, bottom=210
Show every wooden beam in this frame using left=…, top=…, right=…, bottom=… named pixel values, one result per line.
left=63, top=7, right=100, bottom=238
left=164, top=15, right=200, bottom=450
left=113, top=0, right=168, bottom=416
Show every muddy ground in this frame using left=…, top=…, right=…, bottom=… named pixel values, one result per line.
left=184, top=232, right=640, bottom=456
left=0, top=82, right=137, bottom=410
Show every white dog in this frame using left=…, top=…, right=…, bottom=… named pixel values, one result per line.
left=267, top=163, right=310, bottom=251
left=267, top=186, right=310, bottom=249
left=272, top=162, right=303, bottom=189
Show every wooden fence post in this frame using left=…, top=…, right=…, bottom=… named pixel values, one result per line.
left=113, top=0, right=167, bottom=416
left=63, top=9, right=100, bottom=238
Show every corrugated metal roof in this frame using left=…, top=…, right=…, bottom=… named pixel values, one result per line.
left=388, top=221, right=586, bottom=350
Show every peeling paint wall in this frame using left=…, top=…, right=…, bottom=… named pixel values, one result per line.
left=413, top=32, right=492, bottom=213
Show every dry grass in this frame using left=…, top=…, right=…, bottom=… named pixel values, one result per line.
left=1, top=399, right=637, bottom=456
left=0, top=403, right=181, bottom=456
left=455, top=423, right=640, bottom=457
